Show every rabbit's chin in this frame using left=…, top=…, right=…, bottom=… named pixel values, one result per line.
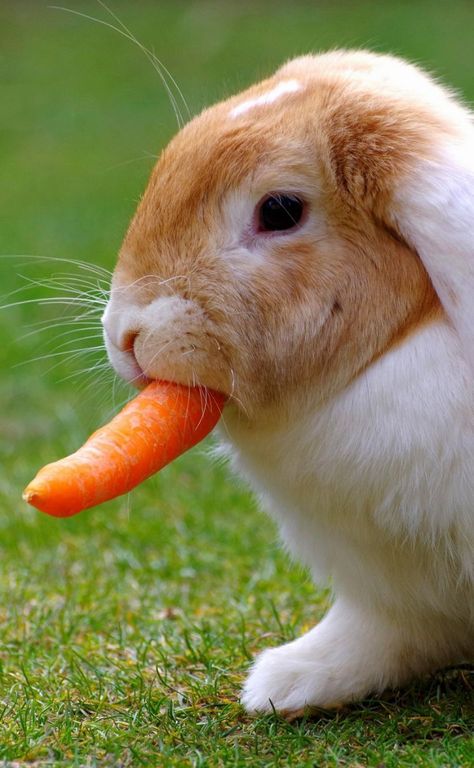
left=218, top=317, right=473, bottom=713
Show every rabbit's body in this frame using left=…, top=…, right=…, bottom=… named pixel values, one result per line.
left=221, top=317, right=473, bottom=710
left=103, top=50, right=474, bottom=713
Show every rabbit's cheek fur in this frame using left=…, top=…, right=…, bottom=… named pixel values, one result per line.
left=104, top=50, right=474, bottom=713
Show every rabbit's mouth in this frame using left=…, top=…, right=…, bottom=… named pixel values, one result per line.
left=102, top=293, right=235, bottom=399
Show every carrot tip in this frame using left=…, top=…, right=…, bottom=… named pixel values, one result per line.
left=22, top=488, right=37, bottom=504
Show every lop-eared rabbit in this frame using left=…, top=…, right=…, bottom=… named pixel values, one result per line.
left=102, top=51, right=474, bottom=715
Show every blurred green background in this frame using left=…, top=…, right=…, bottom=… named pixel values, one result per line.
left=0, top=2, right=473, bottom=765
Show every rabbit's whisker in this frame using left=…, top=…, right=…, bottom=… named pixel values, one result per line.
left=51, top=2, right=188, bottom=129
left=18, top=323, right=102, bottom=343
left=14, top=344, right=106, bottom=368
left=0, top=253, right=112, bottom=279
left=97, top=0, right=190, bottom=121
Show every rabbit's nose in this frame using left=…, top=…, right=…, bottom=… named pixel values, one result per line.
left=119, top=329, right=139, bottom=354
left=101, top=305, right=141, bottom=353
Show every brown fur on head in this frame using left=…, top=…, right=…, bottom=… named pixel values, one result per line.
left=103, top=50, right=455, bottom=418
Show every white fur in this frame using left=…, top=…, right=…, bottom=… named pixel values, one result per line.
left=219, top=319, right=473, bottom=711
left=229, top=79, right=302, bottom=118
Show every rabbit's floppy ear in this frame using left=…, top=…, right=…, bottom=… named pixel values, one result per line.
left=392, top=139, right=474, bottom=375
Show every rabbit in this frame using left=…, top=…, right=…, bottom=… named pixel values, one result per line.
left=101, top=50, right=474, bottom=715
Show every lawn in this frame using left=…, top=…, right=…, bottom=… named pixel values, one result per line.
left=0, top=1, right=473, bottom=765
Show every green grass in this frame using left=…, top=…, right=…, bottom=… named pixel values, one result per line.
left=0, top=1, right=473, bottom=765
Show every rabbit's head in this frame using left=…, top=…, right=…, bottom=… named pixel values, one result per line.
left=103, top=51, right=473, bottom=418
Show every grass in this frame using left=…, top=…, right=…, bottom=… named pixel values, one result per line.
left=0, top=1, right=473, bottom=765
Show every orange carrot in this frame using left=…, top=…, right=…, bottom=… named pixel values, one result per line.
left=23, top=381, right=225, bottom=518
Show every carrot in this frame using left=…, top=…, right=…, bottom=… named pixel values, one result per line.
left=23, top=380, right=225, bottom=518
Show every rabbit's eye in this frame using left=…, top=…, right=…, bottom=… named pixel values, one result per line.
left=258, top=194, right=304, bottom=232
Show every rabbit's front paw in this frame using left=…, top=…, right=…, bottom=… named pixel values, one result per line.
left=241, top=601, right=414, bottom=716
left=241, top=642, right=344, bottom=715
